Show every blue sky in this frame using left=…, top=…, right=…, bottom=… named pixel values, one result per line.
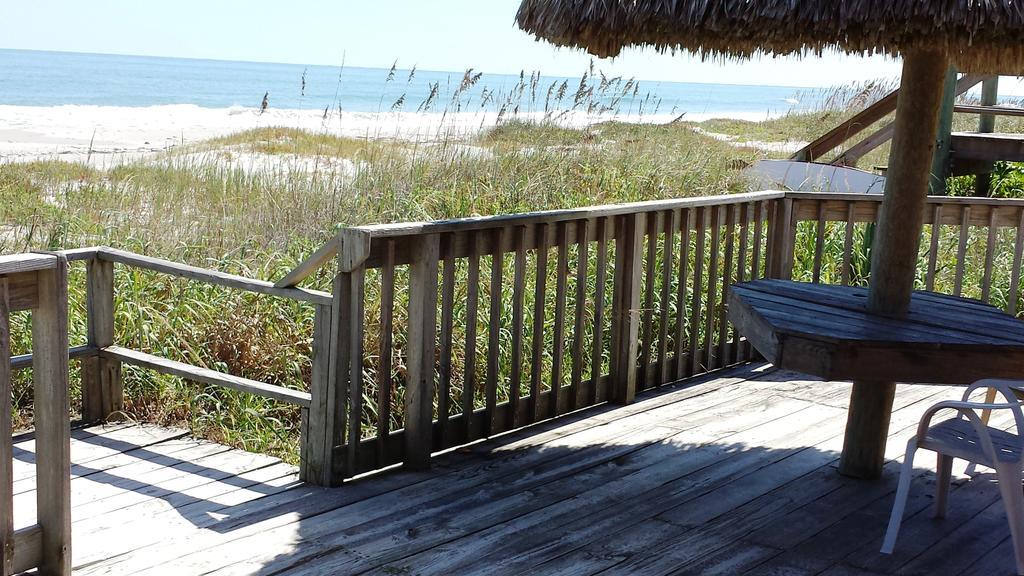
left=0, top=0, right=919, bottom=87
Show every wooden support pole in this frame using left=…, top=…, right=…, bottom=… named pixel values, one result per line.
left=976, top=76, right=1000, bottom=196
left=841, top=381, right=898, bottom=478
left=610, top=213, right=644, bottom=405
left=868, top=50, right=949, bottom=317
left=842, top=49, right=949, bottom=479
left=929, top=66, right=959, bottom=195
left=82, top=258, right=121, bottom=422
left=404, top=234, right=439, bottom=470
left=32, top=259, right=71, bottom=575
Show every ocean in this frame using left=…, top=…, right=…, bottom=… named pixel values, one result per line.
left=0, top=49, right=820, bottom=118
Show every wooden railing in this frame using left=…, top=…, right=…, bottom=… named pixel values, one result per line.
left=11, top=190, right=1024, bottom=490
left=308, top=191, right=787, bottom=482
left=1, top=253, right=71, bottom=576
left=792, top=74, right=986, bottom=167
left=781, top=192, right=1024, bottom=315
left=10, top=248, right=330, bottom=484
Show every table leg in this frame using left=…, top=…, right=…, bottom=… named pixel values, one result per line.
left=839, top=380, right=897, bottom=479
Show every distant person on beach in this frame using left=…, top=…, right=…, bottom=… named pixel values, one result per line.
left=260, top=91, right=269, bottom=115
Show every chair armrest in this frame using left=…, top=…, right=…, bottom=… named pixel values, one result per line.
left=916, top=400, right=1016, bottom=463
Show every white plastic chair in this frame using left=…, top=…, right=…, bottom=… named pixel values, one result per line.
left=881, top=379, right=1024, bottom=575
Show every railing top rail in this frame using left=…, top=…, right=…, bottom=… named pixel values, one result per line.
left=68, top=247, right=334, bottom=306
left=787, top=191, right=1024, bottom=207
left=351, top=191, right=786, bottom=239
left=276, top=190, right=786, bottom=287
left=0, top=253, right=59, bottom=275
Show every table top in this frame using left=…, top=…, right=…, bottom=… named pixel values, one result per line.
left=728, top=279, right=1024, bottom=385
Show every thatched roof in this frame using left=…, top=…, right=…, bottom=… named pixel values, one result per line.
left=516, top=0, right=1024, bottom=73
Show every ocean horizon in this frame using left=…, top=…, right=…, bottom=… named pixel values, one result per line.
left=0, top=48, right=823, bottom=118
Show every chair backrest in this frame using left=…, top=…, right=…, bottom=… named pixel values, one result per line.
left=964, top=379, right=1024, bottom=464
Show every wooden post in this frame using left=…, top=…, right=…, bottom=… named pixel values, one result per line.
left=929, top=66, right=958, bottom=195
left=300, top=302, right=336, bottom=486
left=32, top=258, right=71, bottom=575
left=842, top=49, right=949, bottom=479
left=82, top=258, right=121, bottom=422
left=610, top=213, right=644, bottom=405
left=303, top=231, right=370, bottom=486
left=976, top=76, right=1000, bottom=196
left=404, top=234, right=439, bottom=470
left=0, top=279, right=12, bottom=576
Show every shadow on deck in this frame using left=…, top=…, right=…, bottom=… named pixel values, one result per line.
left=15, top=364, right=1018, bottom=575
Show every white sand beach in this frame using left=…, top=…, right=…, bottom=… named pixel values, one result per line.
left=0, top=104, right=781, bottom=166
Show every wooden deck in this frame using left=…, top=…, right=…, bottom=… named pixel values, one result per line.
left=14, top=364, right=1019, bottom=575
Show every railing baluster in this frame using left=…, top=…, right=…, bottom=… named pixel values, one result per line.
left=438, top=233, right=456, bottom=446
left=404, top=234, right=439, bottom=470
left=485, top=227, right=504, bottom=436
left=674, top=208, right=692, bottom=380
left=718, top=204, right=736, bottom=365
left=1010, top=209, right=1024, bottom=316
left=751, top=201, right=765, bottom=280
left=639, top=213, right=658, bottom=391
left=611, top=212, right=644, bottom=404
left=657, top=209, right=675, bottom=386
left=376, top=240, right=395, bottom=466
left=345, top=266, right=366, bottom=477
left=734, top=203, right=750, bottom=362
left=463, top=231, right=481, bottom=442
left=704, top=206, right=721, bottom=371
left=688, top=207, right=707, bottom=376
left=982, top=208, right=998, bottom=303
left=509, top=226, right=528, bottom=429
left=812, top=200, right=826, bottom=283
left=842, top=202, right=855, bottom=286
left=529, top=223, right=548, bottom=423
left=954, top=206, right=971, bottom=296
left=749, top=200, right=765, bottom=278
left=591, top=217, right=609, bottom=403
left=570, top=219, right=589, bottom=410
left=551, top=222, right=569, bottom=418
left=926, top=204, right=942, bottom=291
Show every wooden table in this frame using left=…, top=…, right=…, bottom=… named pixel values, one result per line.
left=727, top=279, right=1024, bottom=476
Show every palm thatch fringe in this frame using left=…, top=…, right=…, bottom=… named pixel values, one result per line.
left=516, top=0, right=1024, bottom=73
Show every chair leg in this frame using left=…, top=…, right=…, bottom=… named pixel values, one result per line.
left=881, top=438, right=918, bottom=554
left=935, top=454, right=953, bottom=519
left=995, top=462, right=1024, bottom=576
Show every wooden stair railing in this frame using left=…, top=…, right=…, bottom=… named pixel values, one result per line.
left=791, top=74, right=988, bottom=166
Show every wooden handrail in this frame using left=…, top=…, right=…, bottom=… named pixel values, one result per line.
left=954, top=104, right=1024, bottom=117
left=96, top=248, right=332, bottom=305
left=792, top=74, right=988, bottom=163
left=10, top=345, right=95, bottom=371
left=276, top=191, right=787, bottom=287
left=100, top=346, right=311, bottom=407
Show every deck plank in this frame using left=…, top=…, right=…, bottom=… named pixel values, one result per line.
left=468, top=385, right=947, bottom=576
left=290, top=399, right=845, bottom=575
left=4, top=364, right=1013, bottom=576
left=147, top=390, right=808, bottom=574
